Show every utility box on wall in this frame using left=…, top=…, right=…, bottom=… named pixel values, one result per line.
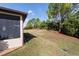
left=0, top=7, right=27, bottom=50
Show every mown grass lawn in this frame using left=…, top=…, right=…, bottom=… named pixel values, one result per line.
left=5, top=29, right=79, bottom=56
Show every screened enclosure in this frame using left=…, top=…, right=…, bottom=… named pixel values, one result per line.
left=0, top=13, right=20, bottom=40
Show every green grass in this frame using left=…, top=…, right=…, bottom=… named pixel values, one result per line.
left=5, top=29, right=79, bottom=56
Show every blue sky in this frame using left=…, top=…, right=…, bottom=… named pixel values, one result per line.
left=0, top=3, right=48, bottom=27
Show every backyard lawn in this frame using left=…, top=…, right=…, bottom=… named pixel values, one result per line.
left=5, top=29, right=79, bottom=56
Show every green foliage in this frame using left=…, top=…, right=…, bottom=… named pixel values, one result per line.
left=40, top=21, right=48, bottom=29
left=25, top=18, right=47, bottom=29
left=33, top=18, right=41, bottom=28
left=46, top=20, right=59, bottom=30
left=61, top=14, right=79, bottom=36
left=25, top=19, right=33, bottom=29
left=47, top=3, right=72, bottom=20
left=47, top=3, right=72, bottom=32
left=47, top=3, right=79, bottom=37
left=25, top=18, right=41, bottom=29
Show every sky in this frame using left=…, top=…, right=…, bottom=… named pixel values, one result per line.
left=0, top=3, right=48, bottom=27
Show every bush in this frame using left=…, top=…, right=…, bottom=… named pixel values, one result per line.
left=40, top=21, right=47, bottom=29
left=25, top=18, right=48, bottom=29
left=46, top=20, right=60, bottom=31
left=75, top=29, right=79, bottom=38
left=61, top=14, right=79, bottom=36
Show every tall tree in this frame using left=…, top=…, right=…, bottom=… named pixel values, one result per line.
left=47, top=3, right=72, bottom=31
left=47, top=3, right=72, bottom=20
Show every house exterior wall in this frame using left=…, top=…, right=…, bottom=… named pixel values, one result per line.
left=3, top=19, right=23, bottom=48
left=0, top=11, right=23, bottom=50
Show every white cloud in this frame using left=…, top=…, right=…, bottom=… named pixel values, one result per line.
left=28, top=10, right=33, bottom=14
left=28, top=10, right=35, bottom=15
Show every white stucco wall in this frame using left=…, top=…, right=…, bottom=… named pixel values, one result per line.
left=3, top=38, right=22, bottom=48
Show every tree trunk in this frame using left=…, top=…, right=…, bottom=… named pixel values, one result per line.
left=58, top=12, right=62, bottom=32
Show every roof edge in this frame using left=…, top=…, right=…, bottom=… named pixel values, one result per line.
left=0, top=6, right=28, bottom=21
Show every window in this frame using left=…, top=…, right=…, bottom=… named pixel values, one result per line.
left=0, top=13, right=20, bottom=40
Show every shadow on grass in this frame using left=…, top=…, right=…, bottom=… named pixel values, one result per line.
left=23, top=33, right=36, bottom=44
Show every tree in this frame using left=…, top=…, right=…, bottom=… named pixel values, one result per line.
left=61, top=14, right=79, bottom=36
left=34, top=18, right=41, bottom=28
left=47, top=3, right=72, bottom=31
left=25, top=18, right=41, bottom=29
left=47, top=3, right=72, bottom=20
left=25, top=19, right=33, bottom=29
left=40, top=21, right=47, bottom=29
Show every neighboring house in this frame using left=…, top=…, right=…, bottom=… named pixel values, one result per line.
left=0, top=7, right=27, bottom=50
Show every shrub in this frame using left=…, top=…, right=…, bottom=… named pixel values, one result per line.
left=61, top=14, right=79, bottom=36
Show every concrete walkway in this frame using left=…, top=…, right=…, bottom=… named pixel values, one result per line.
left=0, top=48, right=18, bottom=56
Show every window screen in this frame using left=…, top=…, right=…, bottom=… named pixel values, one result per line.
left=0, top=13, right=20, bottom=40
